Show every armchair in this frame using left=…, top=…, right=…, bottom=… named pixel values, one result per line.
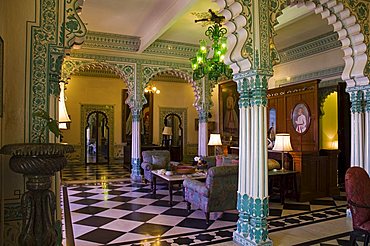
left=141, top=150, right=170, bottom=189
left=183, top=165, right=238, bottom=224
left=345, top=167, right=370, bottom=246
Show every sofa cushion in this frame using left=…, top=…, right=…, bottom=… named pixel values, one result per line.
left=152, top=155, right=167, bottom=168
left=268, top=159, right=280, bottom=170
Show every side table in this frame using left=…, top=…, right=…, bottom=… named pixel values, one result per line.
left=268, top=169, right=298, bottom=204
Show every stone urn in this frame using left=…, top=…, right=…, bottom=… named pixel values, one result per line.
left=0, top=143, right=74, bottom=246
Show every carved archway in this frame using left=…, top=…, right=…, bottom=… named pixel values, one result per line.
left=217, top=0, right=369, bottom=87
left=143, top=68, right=202, bottom=110
left=289, top=0, right=368, bottom=87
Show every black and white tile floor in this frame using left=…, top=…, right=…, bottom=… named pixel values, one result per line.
left=61, top=162, right=131, bottom=184
left=62, top=181, right=351, bottom=246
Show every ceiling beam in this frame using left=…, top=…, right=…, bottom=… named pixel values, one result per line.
left=137, top=0, right=198, bottom=53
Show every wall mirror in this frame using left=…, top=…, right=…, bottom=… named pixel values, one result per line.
left=85, top=111, right=109, bottom=164
left=164, top=113, right=183, bottom=161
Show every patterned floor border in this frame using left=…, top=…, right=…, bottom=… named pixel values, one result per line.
left=109, top=205, right=347, bottom=246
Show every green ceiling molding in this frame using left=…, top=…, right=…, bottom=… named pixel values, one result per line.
left=82, top=31, right=199, bottom=59
left=275, top=66, right=344, bottom=85
left=70, top=51, right=191, bottom=70
left=73, top=68, right=121, bottom=78
left=279, top=32, right=341, bottom=63
left=83, top=31, right=140, bottom=52
left=144, top=39, right=199, bottom=59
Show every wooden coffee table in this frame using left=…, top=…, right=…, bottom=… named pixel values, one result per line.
left=151, top=170, right=206, bottom=205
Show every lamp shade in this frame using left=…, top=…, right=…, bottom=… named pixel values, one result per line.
left=273, top=133, right=293, bottom=152
left=162, top=126, right=172, bottom=136
left=59, top=122, right=67, bottom=129
left=208, top=134, right=222, bottom=146
left=59, top=82, right=71, bottom=123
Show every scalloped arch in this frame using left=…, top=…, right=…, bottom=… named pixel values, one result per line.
left=288, top=0, right=368, bottom=87
left=69, top=62, right=129, bottom=83
left=216, top=0, right=369, bottom=87
left=144, top=69, right=203, bottom=111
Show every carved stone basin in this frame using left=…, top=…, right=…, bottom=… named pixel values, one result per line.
left=0, top=143, right=74, bottom=175
left=0, top=143, right=74, bottom=245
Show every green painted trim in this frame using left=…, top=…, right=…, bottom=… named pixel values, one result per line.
left=82, top=31, right=199, bottom=59
left=236, top=193, right=270, bottom=245
left=279, top=32, right=340, bottom=63
left=83, top=31, right=140, bottom=52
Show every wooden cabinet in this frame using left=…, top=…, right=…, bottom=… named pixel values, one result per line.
left=290, top=150, right=339, bottom=201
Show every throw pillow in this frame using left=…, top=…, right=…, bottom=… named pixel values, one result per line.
left=152, top=155, right=167, bottom=168
left=267, top=159, right=280, bottom=170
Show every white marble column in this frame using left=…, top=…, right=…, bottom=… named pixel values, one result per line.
left=348, top=88, right=365, bottom=168
left=364, top=88, right=370, bottom=174
left=233, top=73, right=271, bottom=246
left=131, top=109, right=142, bottom=182
left=198, top=111, right=208, bottom=157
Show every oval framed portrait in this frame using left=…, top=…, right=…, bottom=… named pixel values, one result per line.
left=291, top=103, right=311, bottom=134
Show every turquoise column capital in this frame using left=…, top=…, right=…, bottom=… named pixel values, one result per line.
left=364, top=88, right=370, bottom=112
left=198, top=110, right=209, bottom=123
left=347, top=88, right=364, bottom=113
left=131, top=108, right=142, bottom=122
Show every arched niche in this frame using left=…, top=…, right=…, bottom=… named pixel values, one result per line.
left=81, top=104, right=114, bottom=164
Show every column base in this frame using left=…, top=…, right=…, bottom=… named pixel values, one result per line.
left=130, top=174, right=142, bottom=183
left=233, top=231, right=273, bottom=246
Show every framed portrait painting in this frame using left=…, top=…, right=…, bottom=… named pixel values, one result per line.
left=292, top=103, right=310, bottom=134
left=219, top=80, right=239, bottom=144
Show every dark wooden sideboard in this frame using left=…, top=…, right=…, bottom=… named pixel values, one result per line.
left=290, top=150, right=339, bottom=201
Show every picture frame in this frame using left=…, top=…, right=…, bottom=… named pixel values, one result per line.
left=292, top=102, right=310, bottom=134
left=122, top=89, right=153, bottom=144
left=218, top=80, right=239, bottom=144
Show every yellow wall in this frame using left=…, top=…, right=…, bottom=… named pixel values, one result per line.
left=152, top=81, right=200, bottom=145
left=1, top=0, right=36, bottom=243
left=63, top=75, right=126, bottom=146
left=320, top=92, right=338, bottom=149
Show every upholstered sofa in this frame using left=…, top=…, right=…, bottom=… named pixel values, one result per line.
left=183, top=165, right=238, bottom=224
left=141, top=150, right=170, bottom=188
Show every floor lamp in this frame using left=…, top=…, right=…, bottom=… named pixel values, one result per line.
left=273, top=133, right=293, bottom=171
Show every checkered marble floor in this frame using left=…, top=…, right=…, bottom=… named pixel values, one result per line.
left=61, top=162, right=131, bottom=184
left=62, top=181, right=349, bottom=245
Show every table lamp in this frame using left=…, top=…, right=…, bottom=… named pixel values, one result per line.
left=272, top=133, right=293, bottom=171
left=208, top=133, right=222, bottom=156
left=162, top=126, right=172, bottom=147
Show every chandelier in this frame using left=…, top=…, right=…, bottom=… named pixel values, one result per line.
left=144, top=83, right=160, bottom=94
left=190, top=9, right=232, bottom=81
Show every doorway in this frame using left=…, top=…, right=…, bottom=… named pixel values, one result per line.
left=85, top=111, right=110, bottom=164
